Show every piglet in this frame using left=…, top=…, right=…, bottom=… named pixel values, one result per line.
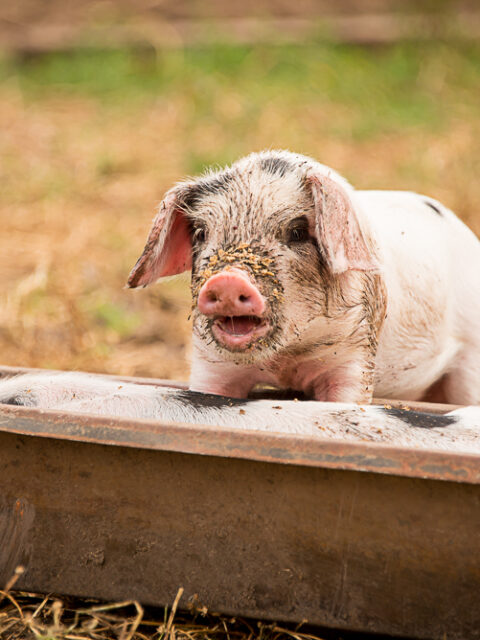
left=127, top=150, right=480, bottom=405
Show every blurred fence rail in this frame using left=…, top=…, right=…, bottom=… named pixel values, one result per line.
left=1, top=11, right=480, bottom=54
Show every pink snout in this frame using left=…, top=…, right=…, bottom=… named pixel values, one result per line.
left=197, top=268, right=265, bottom=316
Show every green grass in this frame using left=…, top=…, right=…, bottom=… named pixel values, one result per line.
left=2, top=41, right=480, bottom=145
left=87, top=298, right=141, bottom=336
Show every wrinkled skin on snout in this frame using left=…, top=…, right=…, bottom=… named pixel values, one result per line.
left=127, top=151, right=386, bottom=402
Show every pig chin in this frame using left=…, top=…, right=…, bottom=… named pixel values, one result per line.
left=210, top=314, right=272, bottom=351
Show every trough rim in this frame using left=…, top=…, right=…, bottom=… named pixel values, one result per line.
left=0, top=399, right=479, bottom=485
left=1, top=364, right=477, bottom=486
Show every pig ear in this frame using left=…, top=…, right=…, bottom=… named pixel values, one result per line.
left=307, top=173, right=379, bottom=274
left=127, top=188, right=192, bottom=288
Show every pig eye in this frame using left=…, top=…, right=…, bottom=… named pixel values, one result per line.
left=286, top=217, right=310, bottom=245
left=192, top=223, right=207, bottom=244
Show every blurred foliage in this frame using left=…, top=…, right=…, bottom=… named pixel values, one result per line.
left=0, top=41, right=479, bottom=377
left=3, top=43, right=480, bottom=126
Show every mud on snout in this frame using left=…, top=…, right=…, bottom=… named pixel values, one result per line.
left=191, top=243, right=284, bottom=354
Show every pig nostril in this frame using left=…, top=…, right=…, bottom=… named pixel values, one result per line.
left=206, top=292, right=218, bottom=303
left=239, top=295, right=249, bottom=303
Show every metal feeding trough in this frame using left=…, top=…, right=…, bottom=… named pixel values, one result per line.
left=0, top=366, right=479, bottom=640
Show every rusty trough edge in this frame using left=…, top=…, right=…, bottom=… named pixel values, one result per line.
left=0, top=403, right=478, bottom=485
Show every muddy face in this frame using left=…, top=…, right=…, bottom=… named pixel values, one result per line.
left=126, top=149, right=370, bottom=365
left=191, top=243, right=283, bottom=354
left=186, top=157, right=329, bottom=362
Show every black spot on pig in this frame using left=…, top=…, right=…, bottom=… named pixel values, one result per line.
left=1, top=396, right=28, bottom=406
left=260, top=156, right=293, bottom=178
left=183, top=173, right=234, bottom=209
left=382, top=407, right=457, bottom=429
left=176, top=389, right=248, bottom=410
left=201, top=172, right=235, bottom=195
left=424, top=201, right=443, bottom=216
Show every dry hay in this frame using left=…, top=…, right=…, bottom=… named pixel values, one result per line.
left=1, top=569, right=330, bottom=640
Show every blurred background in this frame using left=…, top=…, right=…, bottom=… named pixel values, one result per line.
left=1, top=0, right=479, bottom=382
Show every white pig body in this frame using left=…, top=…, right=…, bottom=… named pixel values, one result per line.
left=356, top=190, right=480, bottom=404
left=126, top=151, right=480, bottom=405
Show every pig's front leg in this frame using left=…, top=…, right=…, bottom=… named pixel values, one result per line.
left=189, top=355, right=266, bottom=399
left=312, top=359, right=375, bottom=404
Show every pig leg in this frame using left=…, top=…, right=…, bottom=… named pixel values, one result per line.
left=443, top=347, right=480, bottom=406
left=189, top=355, right=265, bottom=399
left=312, top=358, right=375, bottom=403
left=311, top=273, right=384, bottom=403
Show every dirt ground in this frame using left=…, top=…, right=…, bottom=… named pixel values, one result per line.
left=4, top=0, right=477, bottom=27
left=2, top=1, right=480, bottom=54
left=0, top=80, right=193, bottom=379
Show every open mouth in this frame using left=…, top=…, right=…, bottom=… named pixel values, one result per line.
left=212, top=315, right=271, bottom=349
